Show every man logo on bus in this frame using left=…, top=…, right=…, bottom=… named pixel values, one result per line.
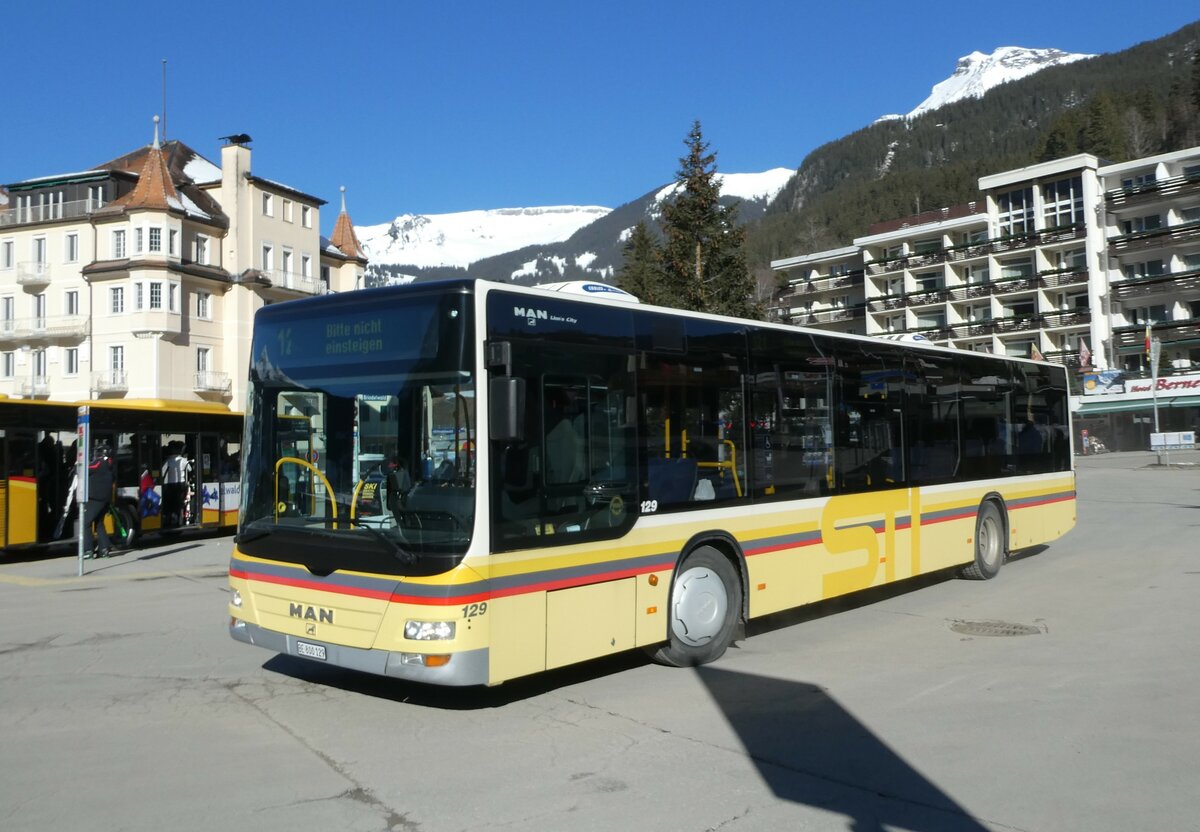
left=290, top=603, right=334, bottom=624
left=513, top=306, right=549, bottom=327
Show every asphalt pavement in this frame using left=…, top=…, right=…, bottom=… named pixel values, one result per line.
left=1, top=454, right=1198, bottom=831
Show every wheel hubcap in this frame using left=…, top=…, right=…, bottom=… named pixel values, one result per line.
left=671, top=567, right=728, bottom=646
left=979, top=515, right=1000, bottom=568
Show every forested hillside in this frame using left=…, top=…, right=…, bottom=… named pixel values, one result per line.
left=746, top=21, right=1200, bottom=280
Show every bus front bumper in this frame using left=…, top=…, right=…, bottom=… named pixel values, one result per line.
left=230, top=619, right=490, bottom=687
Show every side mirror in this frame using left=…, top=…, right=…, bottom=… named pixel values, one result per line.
left=490, top=376, right=526, bottom=442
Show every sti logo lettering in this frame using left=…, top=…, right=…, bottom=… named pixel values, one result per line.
left=290, top=603, right=334, bottom=624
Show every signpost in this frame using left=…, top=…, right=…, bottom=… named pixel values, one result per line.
left=1149, top=338, right=1165, bottom=464
left=76, top=406, right=90, bottom=576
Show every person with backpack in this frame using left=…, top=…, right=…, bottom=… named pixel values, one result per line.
left=84, top=443, right=115, bottom=558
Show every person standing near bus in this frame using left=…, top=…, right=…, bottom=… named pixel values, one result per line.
left=84, top=444, right=114, bottom=558
left=162, top=442, right=190, bottom=528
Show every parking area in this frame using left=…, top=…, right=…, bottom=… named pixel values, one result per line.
left=1, top=454, right=1198, bottom=831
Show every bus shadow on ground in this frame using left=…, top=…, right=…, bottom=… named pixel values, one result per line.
left=262, top=648, right=655, bottom=709
left=695, top=665, right=990, bottom=832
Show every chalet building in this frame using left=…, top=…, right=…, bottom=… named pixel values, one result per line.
left=771, top=146, right=1200, bottom=451
left=0, top=122, right=367, bottom=409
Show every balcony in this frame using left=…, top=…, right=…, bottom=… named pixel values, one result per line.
left=0, top=197, right=102, bottom=229
left=18, top=376, right=51, bottom=397
left=1042, top=350, right=1082, bottom=369
left=16, top=261, right=52, bottom=288
left=93, top=370, right=128, bottom=393
left=262, top=269, right=328, bottom=295
left=1109, top=219, right=1200, bottom=254
left=1041, top=310, right=1091, bottom=329
left=0, top=315, right=90, bottom=343
left=1113, top=318, right=1200, bottom=351
left=194, top=371, right=232, bottom=394
left=866, top=295, right=906, bottom=313
left=790, top=306, right=865, bottom=326
left=906, top=288, right=951, bottom=307
left=1104, top=172, right=1200, bottom=209
left=127, top=309, right=182, bottom=337
left=993, top=316, right=1040, bottom=333
left=1037, top=268, right=1089, bottom=289
left=991, top=276, right=1037, bottom=296
left=1110, top=268, right=1200, bottom=303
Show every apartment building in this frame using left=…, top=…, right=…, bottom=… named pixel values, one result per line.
left=0, top=124, right=367, bottom=409
left=771, top=147, right=1200, bottom=451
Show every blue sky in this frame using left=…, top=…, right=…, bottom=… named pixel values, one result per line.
left=2, top=2, right=1196, bottom=231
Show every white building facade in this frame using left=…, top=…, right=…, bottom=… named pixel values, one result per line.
left=771, top=147, right=1200, bottom=450
left=0, top=129, right=367, bottom=410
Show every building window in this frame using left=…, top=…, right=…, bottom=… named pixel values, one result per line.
left=301, top=205, right=312, bottom=228
left=283, top=199, right=293, bottom=223
left=3, top=352, right=15, bottom=378
left=1, top=296, right=13, bottom=332
left=262, top=193, right=274, bottom=217
left=997, top=187, right=1034, bottom=237
left=168, top=283, right=178, bottom=313
left=88, top=184, right=105, bottom=210
left=197, top=347, right=210, bottom=373
left=33, top=293, right=46, bottom=329
left=65, top=290, right=79, bottom=317
left=1121, top=215, right=1162, bottom=234
left=262, top=244, right=273, bottom=272
left=1, top=240, right=12, bottom=269
left=110, top=286, right=125, bottom=314
left=169, top=229, right=179, bottom=257
left=113, top=229, right=126, bottom=259
left=196, top=235, right=209, bottom=265
left=1042, top=176, right=1084, bottom=228
left=281, top=248, right=293, bottom=275
left=65, top=232, right=79, bottom=263
left=65, top=348, right=79, bottom=376
left=135, top=227, right=144, bottom=254
left=149, top=282, right=163, bottom=310
left=109, top=345, right=124, bottom=375
left=135, top=283, right=144, bottom=310
left=301, top=254, right=312, bottom=279
left=148, top=227, right=162, bottom=253
left=197, top=291, right=211, bottom=320
left=34, top=236, right=47, bottom=266
left=320, top=264, right=330, bottom=284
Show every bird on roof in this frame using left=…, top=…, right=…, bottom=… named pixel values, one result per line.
left=220, top=133, right=253, bottom=145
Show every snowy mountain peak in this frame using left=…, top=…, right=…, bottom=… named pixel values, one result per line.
left=878, top=46, right=1094, bottom=122
left=358, top=205, right=610, bottom=270
left=654, top=168, right=795, bottom=205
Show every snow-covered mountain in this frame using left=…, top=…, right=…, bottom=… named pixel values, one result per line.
left=878, top=46, right=1094, bottom=122
left=358, top=206, right=611, bottom=270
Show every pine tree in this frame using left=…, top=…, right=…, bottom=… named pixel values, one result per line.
left=659, top=121, right=762, bottom=319
left=616, top=223, right=664, bottom=304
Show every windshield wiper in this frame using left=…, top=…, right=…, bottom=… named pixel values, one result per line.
left=343, top=519, right=417, bottom=566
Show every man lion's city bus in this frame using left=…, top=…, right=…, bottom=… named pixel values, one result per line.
left=228, top=279, right=1074, bottom=686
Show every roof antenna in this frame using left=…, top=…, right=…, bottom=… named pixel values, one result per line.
left=161, top=58, right=168, bottom=141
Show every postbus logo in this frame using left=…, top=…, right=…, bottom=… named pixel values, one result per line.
left=514, top=306, right=549, bottom=327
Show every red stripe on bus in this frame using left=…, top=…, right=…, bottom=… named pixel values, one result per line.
left=229, top=568, right=393, bottom=601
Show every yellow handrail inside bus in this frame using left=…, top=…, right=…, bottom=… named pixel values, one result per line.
left=695, top=440, right=743, bottom=498
left=274, top=457, right=338, bottom=523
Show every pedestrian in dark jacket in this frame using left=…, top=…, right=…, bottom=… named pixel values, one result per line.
left=85, top=444, right=115, bottom=557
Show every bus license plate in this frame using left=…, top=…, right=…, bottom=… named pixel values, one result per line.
left=296, top=641, right=327, bottom=661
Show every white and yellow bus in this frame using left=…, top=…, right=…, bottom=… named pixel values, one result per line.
left=229, top=279, right=1075, bottom=686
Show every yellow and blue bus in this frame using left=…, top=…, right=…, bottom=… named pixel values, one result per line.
left=229, top=279, right=1075, bottom=686
left=0, top=398, right=243, bottom=552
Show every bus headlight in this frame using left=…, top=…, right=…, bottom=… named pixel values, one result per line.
left=404, top=620, right=456, bottom=641
left=231, top=589, right=243, bottom=608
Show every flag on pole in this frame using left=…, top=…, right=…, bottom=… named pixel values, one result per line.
left=1145, top=322, right=1152, bottom=356
left=1079, top=338, right=1092, bottom=369
left=1030, top=344, right=1045, bottom=361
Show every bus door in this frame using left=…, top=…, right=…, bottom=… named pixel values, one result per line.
left=197, top=434, right=221, bottom=527
left=2, top=429, right=38, bottom=546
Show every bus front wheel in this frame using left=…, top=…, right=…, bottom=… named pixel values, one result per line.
left=961, top=500, right=1005, bottom=580
left=651, top=546, right=742, bottom=667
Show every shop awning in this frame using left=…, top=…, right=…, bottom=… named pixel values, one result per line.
left=1076, top=395, right=1200, bottom=415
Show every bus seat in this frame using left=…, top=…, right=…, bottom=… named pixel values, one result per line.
left=647, top=457, right=697, bottom=505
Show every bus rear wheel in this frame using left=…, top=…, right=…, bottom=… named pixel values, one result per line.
left=651, top=546, right=742, bottom=667
left=961, top=500, right=1005, bottom=580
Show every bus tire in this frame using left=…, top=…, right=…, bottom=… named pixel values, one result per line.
left=961, top=500, right=1004, bottom=580
left=651, top=545, right=742, bottom=667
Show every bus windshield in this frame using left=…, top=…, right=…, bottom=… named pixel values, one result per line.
left=237, top=289, right=475, bottom=574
